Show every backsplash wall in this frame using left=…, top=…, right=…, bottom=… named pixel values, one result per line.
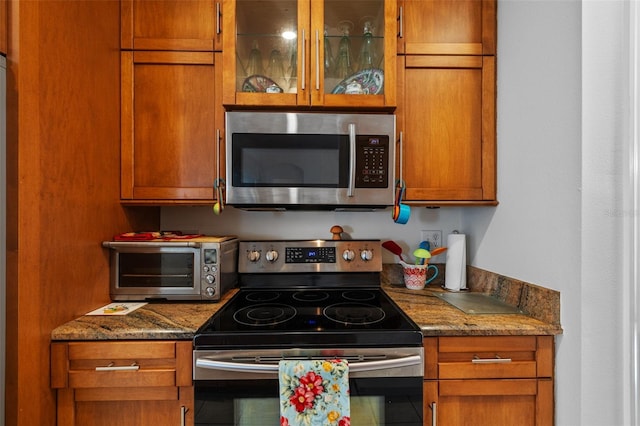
left=161, top=205, right=467, bottom=264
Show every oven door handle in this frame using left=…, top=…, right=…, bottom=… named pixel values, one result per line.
left=195, top=354, right=422, bottom=374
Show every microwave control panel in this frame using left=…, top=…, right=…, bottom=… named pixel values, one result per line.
left=355, top=135, right=389, bottom=188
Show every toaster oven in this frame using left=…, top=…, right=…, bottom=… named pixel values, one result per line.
left=102, top=236, right=238, bottom=302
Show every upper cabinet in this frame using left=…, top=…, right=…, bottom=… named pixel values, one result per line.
left=120, top=51, right=224, bottom=203
left=121, top=0, right=223, bottom=51
left=396, top=0, right=497, bottom=206
left=222, top=0, right=396, bottom=109
left=0, top=0, right=6, bottom=55
left=397, top=0, right=495, bottom=55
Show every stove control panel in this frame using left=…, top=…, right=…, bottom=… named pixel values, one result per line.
left=238, top=240, right=382, bottom=273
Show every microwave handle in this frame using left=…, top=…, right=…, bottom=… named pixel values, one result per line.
left=348, top=123, right=356, bottom=197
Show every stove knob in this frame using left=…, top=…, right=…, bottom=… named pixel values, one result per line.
left=205, top=274, right=215, bottom=284
left=247, top=250, right=261, bottom=262
left=205, top=286, right=215, bottom=297
left=360, top=249, right=374, bottom=261
left=342, top=249, right=355, bottom=262
left=265, top=249, right=279, bottom=262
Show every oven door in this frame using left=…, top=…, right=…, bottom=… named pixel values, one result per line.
left=109, top=245, right=201, bottom=300
left=193, top=347, right=423, bottom=426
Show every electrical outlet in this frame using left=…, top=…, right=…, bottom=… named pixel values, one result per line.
left=421, top=230, right=442, bottom=249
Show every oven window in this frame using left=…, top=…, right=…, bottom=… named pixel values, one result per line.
left=231, top=133, right=349, bottom=187
left=195, top=378, right=422, bottom=426
left=118, top=252, right=194, bottom=288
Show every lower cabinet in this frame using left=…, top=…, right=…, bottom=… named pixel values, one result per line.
left=423, top=336, right=554, bottom=426
left=51, top=340, right=193, bottom=426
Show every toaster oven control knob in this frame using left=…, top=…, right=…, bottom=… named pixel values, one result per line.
left=342, top=249, right=355, bottom=262
left=205, top=274, right=215, bottom=284
left=205, top=286, right=215, bottom=297
left=360, top=249, right=374, bottom=261
left=247, top=250, right=261, bottom=262
left=265, top=249, right=279, bottom=262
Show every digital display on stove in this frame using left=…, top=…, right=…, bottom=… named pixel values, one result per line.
left=285, top=247, right=336, bottom=263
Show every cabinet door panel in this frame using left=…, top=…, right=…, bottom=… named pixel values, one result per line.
left=121, top=0, right=221, bottom=51
left=74, top=400, right=187, bottom=426
left=121, top=51, right=222, bottom=201
left=433, top=379, right=539, bottom=426
left=400, top=55, right=495, bottom=203
left=398, top=0, right=495, bottom=55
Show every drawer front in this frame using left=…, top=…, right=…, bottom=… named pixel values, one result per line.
left=52, top=341, right=193, bottom=389
left=439, top=360, right=537, bottom=379
left=426, top=336, right=552, bottom=380
left=69, top=369, right=177, bottom=388
left=438, top=336, right=537, bottom=353
left=68, top=341, right=176, bottom=360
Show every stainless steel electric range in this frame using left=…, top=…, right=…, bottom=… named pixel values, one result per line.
left=193, top=240, right=423, bottom=426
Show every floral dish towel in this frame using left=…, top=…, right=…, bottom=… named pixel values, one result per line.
left=278, top=359, right=350, bottom=426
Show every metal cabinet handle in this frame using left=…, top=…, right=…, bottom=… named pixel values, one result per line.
left=180, top=406, right=188, bottom=426
left=398, top=6, right=404, bottom=38
left=398, top=131, right=404, bottom=182
left=315, top=29, right=320, bottom=90
left=471, top=354, right=512, bottom=364
left=215, top=2, right=221, bottom=35
left=95, top=362, right=139, bottom=372
left=216, top=128, right=221, bottom=183
left=431, top=401, right=437, bottom=426
left=301, top=29, right=306, bottom=90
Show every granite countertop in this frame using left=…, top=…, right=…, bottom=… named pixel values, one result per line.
left=50, top=289, right=239, bottom=341
left=51, top=266, right=563, bottom=341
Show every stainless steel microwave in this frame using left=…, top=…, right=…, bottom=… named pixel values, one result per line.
left=102, top=237, right=238, bottom=302
left=225, top=112, right=396, bottom=210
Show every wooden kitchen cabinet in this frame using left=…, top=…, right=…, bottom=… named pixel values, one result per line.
left=222, top=0, right=396, bottom=109
left=0, top=0, right=6, bottom=55
left=396, top=0, right=497, bottom=205
left=120, top=50, right=225, bottom=203
left=397, top=54, right=496, bottom=203
left=423, top=336, right=555, bottom=426
left=397, top=0, right=496, bottom=55
left=121, top=0, right=223, bottom=51
left=51, top=341, right=194, bottom=426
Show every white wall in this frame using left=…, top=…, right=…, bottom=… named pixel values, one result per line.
left=163, top=1, right=636, bottom=424
left=464, top=0, right=584, bottom=424
left=465, top=0, right=635, bottom=425
left=162, top=206, right=464, bottom=264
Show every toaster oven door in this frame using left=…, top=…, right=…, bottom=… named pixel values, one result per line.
left=111, top=247, right=201, bottom=300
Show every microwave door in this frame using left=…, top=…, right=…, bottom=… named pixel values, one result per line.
left=225, top=112, right=395, bottom=209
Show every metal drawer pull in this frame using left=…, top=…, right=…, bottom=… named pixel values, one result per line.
left=471, top=354, right=512, bottom=364
left=95, top=362, right=140, bottom=371
left=180, top=406, right=189, bottom=426
left=430, top=402, right=436, bottom=426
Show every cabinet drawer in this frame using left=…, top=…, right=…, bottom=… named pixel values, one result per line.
left=52, top=341, right=193, bottom=390
left=424, top=336, right=554, bottom=380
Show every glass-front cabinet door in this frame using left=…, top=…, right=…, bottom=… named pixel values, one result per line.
left=222, top=0, right=396, bottom=109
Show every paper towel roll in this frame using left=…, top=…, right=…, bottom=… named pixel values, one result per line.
left=444, top=233, right=467, bottom=291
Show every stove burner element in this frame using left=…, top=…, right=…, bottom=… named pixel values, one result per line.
left=292, top=291, right=330, bottom=303
left=323, top=303, right=386, bottom=325
left=233, top=304, right=297, bottom=326
left=245, top=291, right=280, bottom=303
left=342, top=290, right=376, bottom=302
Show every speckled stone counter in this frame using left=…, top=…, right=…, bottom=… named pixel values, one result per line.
left=382, top=264, right=562, bottom=336
left=51, top=266, right=562, bottom=341
left=51, top=289, right=238, bottom=341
